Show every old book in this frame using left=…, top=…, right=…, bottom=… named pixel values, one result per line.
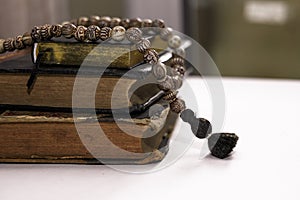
left=0, top=103, right=177, bottom=164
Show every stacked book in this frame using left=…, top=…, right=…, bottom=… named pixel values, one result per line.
left=0, top=36, right=182, bottom=164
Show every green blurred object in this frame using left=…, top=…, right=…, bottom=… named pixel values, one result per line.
left=185, top=0, right=300, bottom=79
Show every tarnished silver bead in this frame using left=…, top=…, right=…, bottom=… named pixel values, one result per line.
left=110, top=17, right=121, bottom=27
left=120, top=18, right=130, bottom=29
left=31, top=26, right=42, bottom=42
left=142, top=19, right=153, bottom=28
left=163, top=90, right=178, bottom=103
left=153, top=19, right=166, bottom=28
left=170, top=57, right=184, bottom=67
left=89, top=16, right=100, bottom=26
left=50, top=24, right=62, bottom=38
left=40, top=24, right=52, bottom=40
left=173, top=65, right=186, bottom=76
left=168, top=35, right=182, bottom=49
left=74, top=26, right=87, bottom=42
left=86, top=25, right=100, bottom=41
left=99, top=16, right=111, bottom=28
left=62, top=23, right=76, bottom=39
left=22, top=32, right=33, bottom=46
left=170, top=98, right=186, bottom=114
left=100, top=27, right=112, bottom=41
left=3, top=38, right=15, bottom=51
left=129, top=18, right=142, bottom=28
left=174, top=47, right=186, bottom=58
left=111, top=26, right=126, bottom=41
left=78, top=16, right=89, bottom=26
left=144, top=49, right=159, bottom=65
left=136, top=38, right=151, bottom=53
left=13, top=35, right=25, bottom=49
left=126, top=27, right=142, bottom=43
left=0, top=39, right=5, bottom=53
left=152, top=62, right=167, bottom=82
left=160, top=27, right=173, bottom=41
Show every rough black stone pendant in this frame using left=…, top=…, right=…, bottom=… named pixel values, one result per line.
left=179, top=109, right=239, bottom=159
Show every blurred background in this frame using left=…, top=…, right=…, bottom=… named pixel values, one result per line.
left=0, top=0, right=299, bottom=79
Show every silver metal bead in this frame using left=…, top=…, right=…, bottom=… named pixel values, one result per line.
left=31, top=26, right=42, bottom=42
left=78, top=16, right=89, bottom=26
left=158, top=75, right=174, bottom=91
left=75, top=26, right=87, bottom=42
left=14, top=35, right=25, bottom=49
left=172, top=65, right=186, bottom=76
left=126, top=27, right=142, bottom=43
left=170, top=98, right=186, bottom=114
left=129, top=18, right=142, bottom=28
left=89, top=16, right=100, bottom=26
left=111, top=26, right=126, bottom=41
left=50, top=24, right=62, bottom=38
left=152, top=62, right=167, bottom=82
left=170, top=57, right=184, bottom=67
left=40, top=24, right=52, bottom=40
left=62, top=23, right=76, bottom=39
left=110, top=17, right=121, bottom=27
left=99, top=16, right=111, bottom=28
left=86, top=25, right=100, bottom=41
left=160, top=27, right=173, bottom=41
left=174, top=47, right=186, bottom=58
left=172, top=75, right=183, bottom=89
left=136, top=38, right=151, bottom=53
left=153, top=19, right=166, bottom=28
left=3, top=38, right=15, bottom=51
left=120, top=18, right=130, bottom=29
left=22, top=32, right=33, bottom=46
left=168, top=35, right=182, bottom=49
left=142, top=19, right=153, bottom=28
left=144, top=49, right=159, bottom=65
left=100, top=27, right=112, bottom=41
left=0, top=39, right=5, bottom=53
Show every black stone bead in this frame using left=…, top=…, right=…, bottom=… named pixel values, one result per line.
left=208, top=133, right=239, bottom=159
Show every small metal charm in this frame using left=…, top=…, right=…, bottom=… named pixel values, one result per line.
left=50, top=24, right=62, bottom=38
left=100, top=27, right=112, bottom=41
left=136, top=38, right=151, bottom=53
left=144, top=49, right=159, bottom=65
left=126, top=27, right=142, bottom=43
left=86, top=25, right=100, bottom=41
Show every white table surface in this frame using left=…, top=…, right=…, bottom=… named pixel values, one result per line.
left=1, top=77, right=300, bottom=200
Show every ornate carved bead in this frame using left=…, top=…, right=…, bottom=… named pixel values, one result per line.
left=163, top=90, right=178, bottom=103
left=120, top=18, right=130, bottom=29
left=110, top=17, right=121, bottom=27
left=62, top=23, right=76, bottom=39
left=100, top=27, right=112, bottom=41
left=136, top=38, right=151, bottom=53
left=75, top=26, right=87, bottom=42
left=153, top=19, right=166, bottom=28
left=78, top=16, right=89, bottom=26
left=152, top=62, right=167, bottom=82
left=126, top=27, right=142, bottom=43
left=168, top=35, right=181, bottom=49
left=40, top=24, right=52, bottom=40
left=99, top=16, right=111, bottom=28
left=3, top=38, right=15, bottom=51
left=86, top=25, right=100, bottom=41
left=144, top=49, right=159, bottom=65
left=50, top=24, right=62, bottom=38
left=111, top=26, right=126, bottom=41
left=129, top=18, right=142, bottom=28
left=174, top=47, right=186, bottom=58
left=170, top=57, right=184, bottom=67
left=31, top=26, right=42, bottom=42
left=170, top=98, right=186, bottom=114
left=13, top=35, right=25, bottom=49
left=89, top=16, right=100, bottom=26
left=160, top=27, right=173, bottom=41
left=173, top=65, right=186, bottom=76
left=0, top=39, right=5, bottom=53
left=142, top=19, right=153, bottom=28
left=22, top=32, right=33, bottom=46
